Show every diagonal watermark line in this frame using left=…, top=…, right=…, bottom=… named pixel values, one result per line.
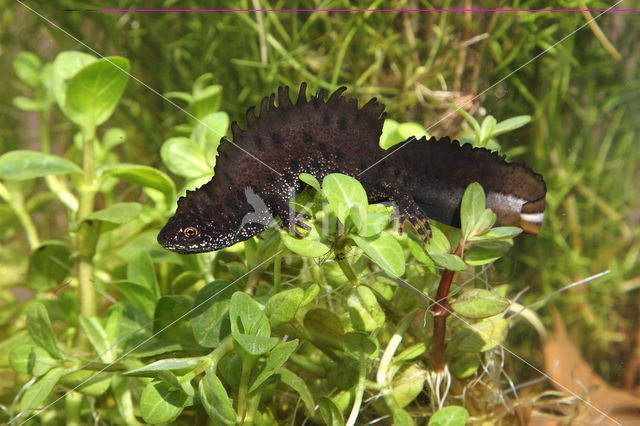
left=15, top=249, right=285, bottom=425
left=14, top=0, right=283, bottom=177
left=358, top=0, right=626, bottom=178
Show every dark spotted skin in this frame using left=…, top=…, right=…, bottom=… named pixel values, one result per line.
left=158, top=83, right=546, bottom=253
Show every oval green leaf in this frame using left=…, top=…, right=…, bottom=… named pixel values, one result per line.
left=351, top=233, right=405, bottom=278
left=322, top=173, right=368, bottom=226
left=101, top=164, right=175, bottom=201
left=455, top=317, right=509, bottom=353
left=0, top=151, right=81, bottom=180
left=451, top=288, right=510, bottom=319
left=347, top=286, right=385, bottom=332
left=52, top=51, right=97, bottom=113
left=14, top=51, right=42, bottom=87
left=191, top=111, right=229, bottom=164
left=26, top=303, right=62, bottom=360
left=161, top=137, right=212, bottom=179
left=84, top=202, right=142, bottom=225
left=265, top=288, right=304, bottom=328
left=27, top=241, right=73, bottom=291
left=20, top=367, right=66, bottom=414
left=65, top=56, right=130, bottom=126
left=428, top=405, right=469, bottom=426
left=200, top=366, right=236, bottom=425
left=140, top=381, right=190, bottom=424
left=190, top=281, right=235, bottom=347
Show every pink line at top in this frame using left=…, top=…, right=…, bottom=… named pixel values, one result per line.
left=98, top=9, right=639, bottom=12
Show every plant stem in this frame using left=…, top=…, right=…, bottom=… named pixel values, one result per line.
left=39, top=109, right=78, bottom=212
left=0, top=182, right=39, bottom=249
left=346, top=356, right=367, bottom=426
left=77, top=123, right=98, bottom=320
left=432, top=244, right=462, bottom=372
left=237, top=354, right=257, bottom=425
left=272, top=251, right=282, bottom=293
left=335, top=235, right=359, bottom=286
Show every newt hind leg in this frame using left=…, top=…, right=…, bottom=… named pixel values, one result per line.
left=376, top=185, right=432, bottom=244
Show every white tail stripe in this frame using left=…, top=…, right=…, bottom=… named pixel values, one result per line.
left=520, top=212, right=545, bottom=224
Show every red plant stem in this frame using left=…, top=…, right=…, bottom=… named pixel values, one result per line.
left=432, top=244, right=463, bottom=372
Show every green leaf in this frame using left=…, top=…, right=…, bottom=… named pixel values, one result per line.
left=426, top=226, right=452, bottom=254
left=347, top=286, right=385, bottom=332
left=450, top=102, right=480, bottom=135
left=428, top=405, right=469, bottom=426
left=319, top=396, right=345, bottom=426
left=140, top=381, right=190, bottom=424
left=299, top=172, right=322, bottom=192
left=189, top=84, right=222, bottom=121
left=111, top=376, right=138, bottom=425
left=161, top=137, right=212, bottom=179
left=127, top=252, right=158, bottom=298
left=492, top=115, right=531, bottom=137
left=78, top=315, right=112, bottom=363
left=61, top=369, right=111, bottom=396
left=65, top=56, right=130, bottom=126
left=303, top=309, right=344, bottom=340
left=13, top=96, right=49, bottom=111
left=393, top=408, right=415, bottom=426
left=428, top=252, right=467, bottom=271
left=280, top=225, right=331, bottom=258
left=301, top=283, right=320, bottom=307
left=354, top=211, right=389, bottom=237
left=20, top=367, right=66, bottom=414
left=454, top=317, right=509, bottom=353
left=26, top=303, right=62, bottom=360
left=124, top=358, right=203, bottom=377
left=190, top=281, right=235, bottom=348
left=280, top=368, right=316, bottom=415
left=351, top=233, right=405, bottom=277
left=153, top=296, right=193, bottom=342
left=322, top=173, right=368, bottom=226
left=52, top=51, right=97, bottom=113
left=449, top=353, right=480, bottom=379
left=101, top=164, right=175, bottom=201
left=379, top=119, right=400, bottom=150
left=397, top=122, right=427, bottom=140
left=391, top=364, right=426, bottom=408
left=460, top=183, right=486, bottom=241
left=407, top=233, right=434, bottom=265
left=479, top=116, right=497, bottom=145
left=103, top=127, right=127, bottom=151
left=469, top=226, right=522, bottom=242
left=451, top=289, right=510, bottom=319
left=10, top=345, right=59, bottom=376
left=464, top=240, right=514, bottom=266
left=342, top=332, right=377, bottom=359
left=250, top=339, right=299, bottom=393
left=111, top=281, right=157, bottom=319
left=229, top=292, right=278, bottom=356
left=14, top=51, right=42, bottom=87
left=0, top=150, right=81, bottom=180
left=27, top=241, right=72, bottom=291
left=191, top=111, right=229, bottom=164
left=200, top=365, right=236, bottom=425
left=84, top=202, right=142, bottom=225
left=265, top=288, right=304, bottom=328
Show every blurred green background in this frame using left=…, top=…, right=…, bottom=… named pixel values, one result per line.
left=1, top=0, right=638, bottom=398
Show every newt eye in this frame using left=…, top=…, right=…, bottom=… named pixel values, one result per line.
left=184, top=227, right=198, bottom=238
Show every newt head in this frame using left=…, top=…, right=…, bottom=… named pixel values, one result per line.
left=157, top=184, right=270, bottom=253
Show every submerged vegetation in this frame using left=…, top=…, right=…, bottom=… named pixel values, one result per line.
left=0, top=1, right=638, bottom=424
